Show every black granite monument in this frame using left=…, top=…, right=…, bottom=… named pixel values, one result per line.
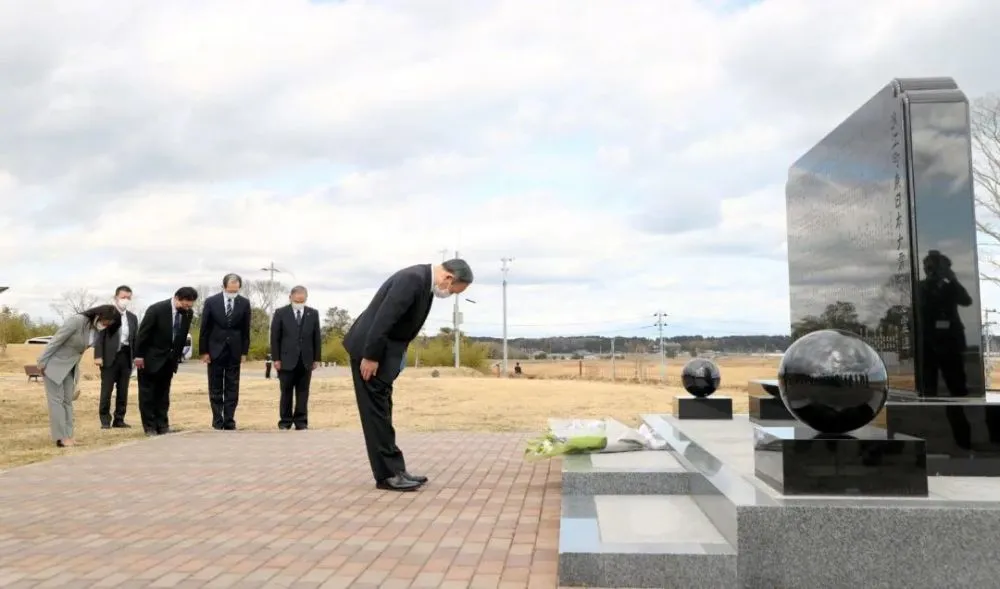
left=755, top=328, right=928, bottom=496
left=748, top=380, right=795, bottom=421
left=673, top=358, right=733, bottom=419
left=782, top=77, right=997, bottom=477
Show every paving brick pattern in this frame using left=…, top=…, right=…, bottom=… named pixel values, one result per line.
left=0, top=431, right=561, bottom=588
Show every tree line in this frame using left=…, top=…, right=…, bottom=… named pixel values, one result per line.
left=468, top=334, right=791, bottom=359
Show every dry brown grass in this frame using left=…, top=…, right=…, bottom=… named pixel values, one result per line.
left=1, top=344, right=740, bottom=471
left=518, top=355, right=783, bottom=386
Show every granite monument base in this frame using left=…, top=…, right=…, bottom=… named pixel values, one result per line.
left=673, top=395, right=733, bottom=420
left=885, top=394, right=1000, bottom=476
left=753, top=425, right=928, bottom=496
left=639, top=412, right=1000, bottom=589
left=749, top=394, right=793, bottom=422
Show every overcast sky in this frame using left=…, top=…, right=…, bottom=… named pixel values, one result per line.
left=1, top=0, right=999, bottom=339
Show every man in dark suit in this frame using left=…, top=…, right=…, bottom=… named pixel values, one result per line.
left=134, top=287, right=198, bottom=436
left=270, top=285, right=322, bottom=430
left=199, top=273, right=252, bottom=430
left=94, top=285, right=139, bottom=429
left=344, top=258, right=474, bottom=492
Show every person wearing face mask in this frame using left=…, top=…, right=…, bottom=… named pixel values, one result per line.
left=269, top=285, right=322, bottom=430
left=134, top=287, right=199, bottom=435
left=93, top=285, right=139, bottom=429
left=343, top=258, right=474, bottom=492
left=199, top=273, right=252, bottom=430
left=37, top=304, right=120, bottom=447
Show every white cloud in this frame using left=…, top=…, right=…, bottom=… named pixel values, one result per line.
left=2, top=0, right=1000, bottom=340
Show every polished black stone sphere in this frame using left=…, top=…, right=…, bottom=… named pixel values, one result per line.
left=777, top=329, right=888, bottom=434
left=681, top=358, right=722, bottom=398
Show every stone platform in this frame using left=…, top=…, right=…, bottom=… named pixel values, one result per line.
left=637, top=414, right=1000, bottom=588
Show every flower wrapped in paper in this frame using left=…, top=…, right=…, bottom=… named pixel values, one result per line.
left=524, top=417, right=667, bottom=461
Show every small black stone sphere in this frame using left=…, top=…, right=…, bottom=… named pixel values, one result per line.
left=777, top=329, right=888, bottom=434
left=681, top=358, right=722, bottom=398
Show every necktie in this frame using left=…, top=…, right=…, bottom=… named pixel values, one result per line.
left=226, top=298, right=233, bottom=317
left=172, top=311, right=181, bottom=341
left=295, top=309, right=302, bottom=325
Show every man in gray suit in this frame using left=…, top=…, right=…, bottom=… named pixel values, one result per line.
left=94, top=285, right=139, bottom=429
left=37, top=305, right=119, bottom=447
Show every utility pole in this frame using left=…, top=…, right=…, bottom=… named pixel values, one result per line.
left=500, top=257, right=514, bottom=375
left=260, top=262, right=283, bottom=342
left=986, top=308, right=997, bottom=387
left=654, top=312, right=668, bottom=384
left=453, top=250, right=461, bottom=368
left=610, top=337, right=616, bottom=382
left=438, top=249, right=449, bottom=262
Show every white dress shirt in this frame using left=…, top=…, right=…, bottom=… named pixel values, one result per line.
left=118, top=308, right=130, bottom=351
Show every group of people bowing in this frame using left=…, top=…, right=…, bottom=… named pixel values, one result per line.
left=35, top=259, right=475, bottom=492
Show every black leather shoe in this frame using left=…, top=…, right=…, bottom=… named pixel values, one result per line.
left=401, top=471, right=428, bottom=484
left=100, top=424, right=111, bottom=430
left=376, top=475, right=421, bottom=492
left=278, top=424, right=291, bottom=430
left=112, top=422, right=131, bottom=429
left=144, top=429, right=158, bottom=436
left=294, top=424, right=308, bottom=431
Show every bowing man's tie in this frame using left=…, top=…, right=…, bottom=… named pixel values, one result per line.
left=172, top=311, right=181, bottom=341
left=295, top=309, right=302, bottom=325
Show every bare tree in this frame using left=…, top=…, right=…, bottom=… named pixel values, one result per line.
left=50, top=288, right=100, bottom=320
left=189, top=284, right=221, bottom=319
left=972, top=94, right=1000, bottom=283
left=248, top=279, right=289, bottom=313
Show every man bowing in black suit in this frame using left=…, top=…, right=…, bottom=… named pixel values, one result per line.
left=134, top=287, right=198, bottom=435
left=270, top=285, right=322, bottom=430
left=94, top=285, right=139, bottom=429
left=199, top=273, right=252, bottom=430
left=343, top=258, right=474, bottom=492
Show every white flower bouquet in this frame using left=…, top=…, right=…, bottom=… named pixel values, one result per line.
left=524, top=417, right=668, bottom=461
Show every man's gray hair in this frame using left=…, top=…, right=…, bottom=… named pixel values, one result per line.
left=290, top=285, right=308, bottom=296
left=222, top=273, right=243, bottom=288
left=442, top=258, right=474, bottom=284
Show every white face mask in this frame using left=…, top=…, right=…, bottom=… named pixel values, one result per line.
left=291, top=302, right=305, bottom=311
left=95, top=321, right=108, bottom=331
left=433, top=285, right=452, bottom=299
left=116, top=298, right=132, bottom=311
left=224, top=292, right=238, bottom=300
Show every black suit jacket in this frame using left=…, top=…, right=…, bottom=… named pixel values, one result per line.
left=199, top=292, right=252, bottom=362
left=93, top=310, right=138, bottom=365
left=269, top=304, right=322, bottom=368
left=343, top=264, right=434, bottom=381
left=135, top=299, right=193, bottom=374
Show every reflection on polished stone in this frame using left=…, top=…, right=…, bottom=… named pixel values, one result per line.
left=886, top=395, right=1000, bottom=476
left=778, top=329, right=889, bottom=434
left=682, top=358, right=722, bottom=397
left=749, top=394, right=794, bottom=422
left=753, top=425, right=928, bottom=496
left=673, top=395, right=733, bottom=420
left=785, top=77, right=984, bottom=399
left=748, top=379, right=781, bottom=398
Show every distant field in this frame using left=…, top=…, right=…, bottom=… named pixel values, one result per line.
left=510, top=355, right=782, bottom=388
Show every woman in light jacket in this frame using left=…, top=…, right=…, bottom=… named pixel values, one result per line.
left=37, top=304, right=119, bottom=447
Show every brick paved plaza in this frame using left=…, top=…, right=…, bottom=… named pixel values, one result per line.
left=0, top=431, right=561, bottom=589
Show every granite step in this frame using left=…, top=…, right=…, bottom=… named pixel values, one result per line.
left=561, top=451, right=696, bottom=495
left=559, top=494, right=736, bottom=588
